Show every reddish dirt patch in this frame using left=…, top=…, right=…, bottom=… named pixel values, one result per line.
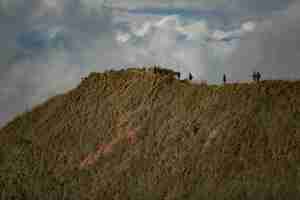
left=126, top=128, right=138, bottom=144
left=80, top=127, right=139, bottom=169
left=80, top=153, right=97, bottom=168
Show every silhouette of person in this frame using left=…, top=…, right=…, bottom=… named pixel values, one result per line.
left=223, top=74, right=226, bottom=84
left=189, top=72, right=193, bottom=80
left=257, top=72, right=261, bottom=82
left=176, top=72, right=181, bottom=79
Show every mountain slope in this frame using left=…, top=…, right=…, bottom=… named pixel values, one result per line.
left=1, top=67, right=300, bottom=199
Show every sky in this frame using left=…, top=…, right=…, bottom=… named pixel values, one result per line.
left=0, top=0, right=299, bottom=126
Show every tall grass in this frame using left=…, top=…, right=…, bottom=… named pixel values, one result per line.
left=1, top=68, right=300, bottom=199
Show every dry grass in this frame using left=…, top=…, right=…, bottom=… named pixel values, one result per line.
left=1, top=67, right=300, bottom=199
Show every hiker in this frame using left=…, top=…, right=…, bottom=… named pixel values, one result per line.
left=189, top=72, right=193, bottom=80
left=257, top=72, right=261, bottom=82
left=176, top=72, right=181, bottom=79
left=223, top=74, right=227, bottom=84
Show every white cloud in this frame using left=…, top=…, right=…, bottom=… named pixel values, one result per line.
left=242, top=21, right=256, bottom=32
left=210, top=21, right=256, bottom=41
left=178, top=21, right=209, bottom=40
left=112, top=14, right=237, bottom=81
left=154, top=15, right=181, bottom=28
left=0, top=0, right=116, bottom=126
left=132, top=22, right=152, bottom=37
left=116, top=32, right=131, bottom=43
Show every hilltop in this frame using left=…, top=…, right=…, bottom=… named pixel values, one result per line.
left=1, top=67, right=300, bottom=199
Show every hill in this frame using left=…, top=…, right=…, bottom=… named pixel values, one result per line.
left=1, top=67, right=300, bottom=199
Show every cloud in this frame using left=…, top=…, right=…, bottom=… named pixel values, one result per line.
left=209, top=21, right=256, bottom=42
left=0, top=0, right=117, bottom=126
left=114, top=14, right=240, bottom=81
left=226, top=1, right=300, bottom=81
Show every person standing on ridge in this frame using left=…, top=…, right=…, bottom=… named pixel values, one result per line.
left=189, top=72, right=193, bottom=80
left=176, top=72, right=180, bottom=79
left=223, top=74, right=227, bottom=84
left=257, top=72, right=261, bottom=82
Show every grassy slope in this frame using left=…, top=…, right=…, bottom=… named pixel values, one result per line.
left=1, top=68, right=300, bottom=199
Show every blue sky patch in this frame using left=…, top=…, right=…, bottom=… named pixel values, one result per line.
left=128, top=7, right=226, bottom=18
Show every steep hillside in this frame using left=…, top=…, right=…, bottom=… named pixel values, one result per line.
left=1, top=67, right=300, bottom=199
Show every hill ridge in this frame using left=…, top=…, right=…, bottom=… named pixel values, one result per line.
left=1, top=67, right=300, bottom=199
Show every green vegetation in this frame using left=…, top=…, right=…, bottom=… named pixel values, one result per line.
left=1, top=67, right=300, bottom=199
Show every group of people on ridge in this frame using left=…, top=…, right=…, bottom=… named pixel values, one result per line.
left=152, top=65, right=262, bottom=84
left=252, top=71, right=262, bottom=82
left=223, top=71, right=262, bottom=84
